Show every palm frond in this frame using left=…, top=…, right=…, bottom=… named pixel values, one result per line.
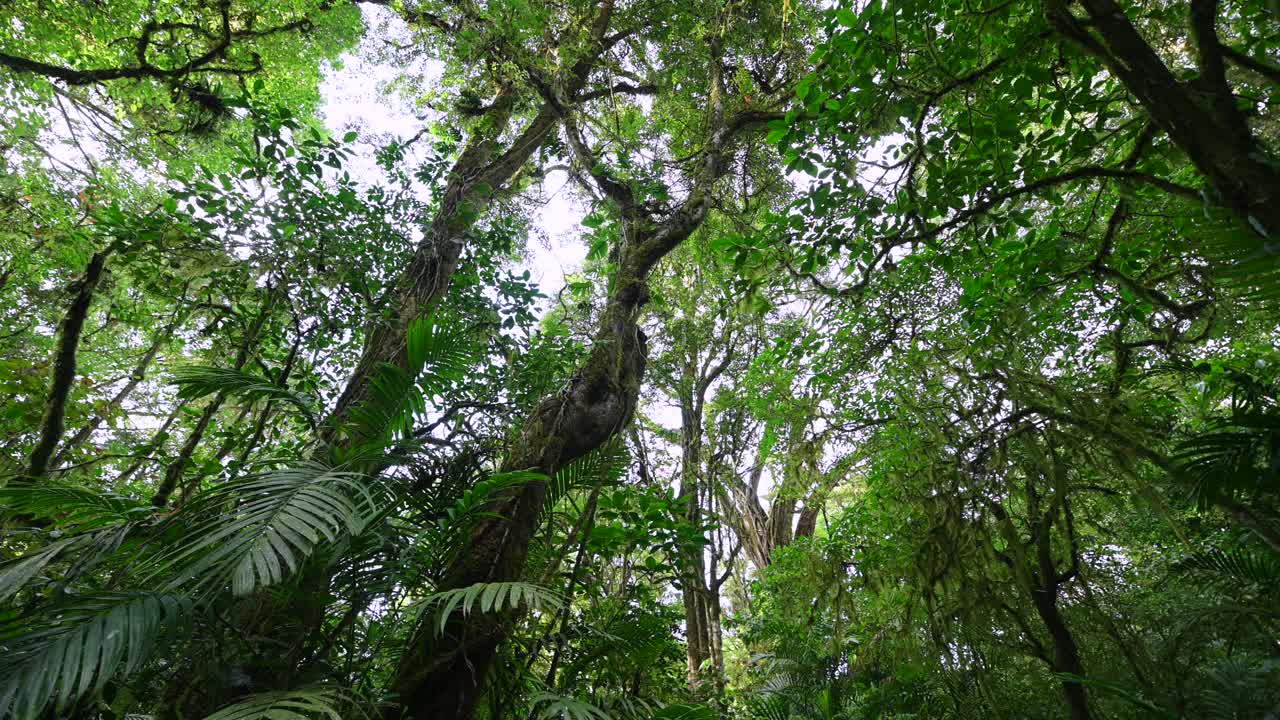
left=1189, top=657, right=1280, bottom=720
left=1195, top=214, right=1280, bottom=302
left=444, top=470, right=546, bottom=527
left=0, top=535, right=89, bottom=603
left=1174, top=546, right=1280, bottom=588
left=1175, top=429, right=1278, bottom=507
left=428, top=581, right=564, bottom=635
left=544, top=441, right=629, bottom=519
left=0, top=525, right=134, bottom=602
left=0, top=485, right=154, bottom=531
left=413, top=470, right=546, bottom=572
left=201, top=686, right=354, bottom=720
left=343, top=312, right=478, bottom=449
left=744, top=695, right=793, bottom=720
left=0, top=592, right=192, bottom=720
left=530, top=691, right=613, bottom=720
left=173, top=366, right=319, bottom=429
left=149, top=462, right=384, bottom=596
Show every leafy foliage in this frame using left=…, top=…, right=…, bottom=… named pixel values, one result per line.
left=0, top=593, right=192, bottom=718
left=4, top=0, right=1280, bottom=717
left=200, top=687, right=354, bottom=720
left=150, top=463, right=382, bottom=596
left=427, top=581, right=564, bottom=635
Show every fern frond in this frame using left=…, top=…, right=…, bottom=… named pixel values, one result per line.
left=173, top=366, right=319, bottom=429
left=0, top=592, right=191, bottom=720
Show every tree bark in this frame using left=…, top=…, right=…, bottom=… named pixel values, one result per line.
left=20, top=249, right=109, bottom=485
left=321, top=6, right=618, bottom=444
left=392, top=241, right=652, bottom=719
left=1048, top=0, right=1280, bottom=239
left=390, top=34, right=780, bottom=716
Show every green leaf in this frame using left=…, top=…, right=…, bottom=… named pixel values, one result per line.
left=0, top=593, right=192, bottom=719
left=427, top=582, right=564, bottom=635
left=201, top=687, right=351, bottom=720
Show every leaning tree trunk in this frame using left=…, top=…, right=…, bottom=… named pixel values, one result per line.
left=19, top=249, right=109, bottom=485
left=1049, top=0, right=1280, bottom=238
left=390, top=34, right=783, bottom=714
left=393, top=250, right=652, bottom=718
left=161, top=7, right=631, bottom=717
left=320, top=0, right=619, bottom=443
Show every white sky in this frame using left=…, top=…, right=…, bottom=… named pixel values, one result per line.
left=317, top=5, right=588, bottom=303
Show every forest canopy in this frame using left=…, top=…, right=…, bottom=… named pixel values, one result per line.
left=1, top=0, right=1278, bottom=718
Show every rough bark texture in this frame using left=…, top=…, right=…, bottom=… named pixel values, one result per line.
left=390, top=29, right=781, bottom=716
left=322, top=90, right=524, bottom=440
left=20, top=249, right=109, bottom=485
left=393, top=260, right=650, bottom=718
left=321, top=3, right=618, bottom=443
left=381, top=6, right=801, bottom=709
left=1049, top=0, right=1280, bottom=239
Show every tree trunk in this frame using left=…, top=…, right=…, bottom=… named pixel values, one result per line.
left=320, top=4, right=618, bottom=442
left=389, top=28, right=777, bottom=717
left=392, top=263, right=651, bottom=719
left=677, top=372, right=712, bottom=693
left=705, top=586, right=726, bottom=704
left=1049, top=0, right=1280, bottom=238
left=1030, top=589, right=1092, bottom=720
left=20, top=249, right=109, bottom=485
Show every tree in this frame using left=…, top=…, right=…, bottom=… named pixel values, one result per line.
left=3, top=0, right=1279, bottom=718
